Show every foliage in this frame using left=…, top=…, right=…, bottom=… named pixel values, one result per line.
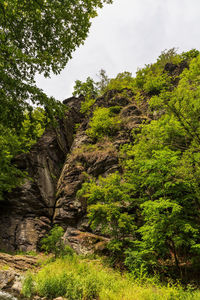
left=78, top=172, right=135, bottom=237
left=104, top=72, right=135, bottom=92
left=96, top=69, right=110, bottom=93
left=81, top=98, right=97, bottom=114
left=0, top=0, right=112, bottom=128
left=0, top=125, right=26, bottom=200
left=156, top=48, right=182, bottom=68
left=73, top=70, right=110, bottom=114
left=73, top=76, right=97, bottom=114
left=0, top=0, right=113, bottom=200
left=78, top=49, right=200, bottom=278
left=86, top=107, right=121, bottom=140
left=40, top=225, right=71, bottom=258
left=143, top=72, right=171, bottom=95
left=22, top=255, right=200, bottom=299
left=0, top=107, right=47, bottom=200
left=19, top=107, right=48, bottom=149
left=22, top=272, right=34, bottom=299
left=73, top=77, right=98, bottom=100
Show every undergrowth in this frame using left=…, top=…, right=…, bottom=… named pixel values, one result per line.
left=22, top=254, right=200, bottom=300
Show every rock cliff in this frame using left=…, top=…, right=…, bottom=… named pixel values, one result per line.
left=0, top=97, right=83, bottom=252
left=0, top=90, right=150, bottom=253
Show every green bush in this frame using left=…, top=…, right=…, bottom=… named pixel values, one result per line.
left=80, top=98, right=96, bottom=114
left=25, top=257, right=103, bottom=300
left=156, top=48, right=182, bottom=68
left=0, top=107, right=48, bottom=201
left=41, top=225, right=66, bottom=258
left=21, top=272, right=34, bottom=298
left=86, top=107, right=121, bottom=140
left=78, top=51, right=200, bottom=278
left=73, top=77, right=98, bottom=99
left=143, top=72, right=171, bottom=95
left=73, top=71, right=110, bottom=114
left=104, top=72, right=135, bottom=92
left=72, top=77, right=97, bottom=114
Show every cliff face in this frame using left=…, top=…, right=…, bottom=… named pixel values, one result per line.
left=0, top=97, right=82, bottom=252
left=0, top=90, right=150, bottom=253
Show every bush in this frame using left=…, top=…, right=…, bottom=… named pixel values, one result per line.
left=41, top=225, right=66, bottom=258
left=156, top=48, right=182, bottom=68
left=143, top=72, right=171, bottom=95
left=104, top=72, right=135, bottom=92
left=86, top=107, right=121, bottom=140
left=27, top=257, right=103, bottom=300
left=73, top=77, right=98, bottom=99
left=80, top=98, right=96, bottom=114
left=21, top=272, right=34, bottom=298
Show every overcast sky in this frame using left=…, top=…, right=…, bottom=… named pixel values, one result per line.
left=35, top=0, right=200, bottom=101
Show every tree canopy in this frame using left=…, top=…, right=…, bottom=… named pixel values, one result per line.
left=0, top=0, right=112, bottom=199
left=77, top=49, right=200, bottom=277
left=0, top=0, right=112, bottom=128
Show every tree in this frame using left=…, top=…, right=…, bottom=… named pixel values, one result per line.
left=0, top=0, right=113, bottom=129
left=0, top=0, right=113, bottom=200
left=77, top=172, right=136, bottom=258
left=78, top=50, right=200, bottom=277
left=41, top=225, right=74, bottom=258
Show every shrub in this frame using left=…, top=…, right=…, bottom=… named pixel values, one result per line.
left=41, top=225, right=65, bottom=258
left=73, top=77, right=98, bottom=114
left=80, top=97, right=96, bottom=114
left=104, top=72, right=135, bottom=92
left=73, top=77, right=98, bottom=99
left=143, top=72, right=171, bottom=95
left=156, top=48, right=182, bottom=68
left=22, top=272, right=34, bottom=298
left=86, top=107, right=121, bottom=140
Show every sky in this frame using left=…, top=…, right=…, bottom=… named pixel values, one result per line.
left=35, top=0, right=200, bottom=101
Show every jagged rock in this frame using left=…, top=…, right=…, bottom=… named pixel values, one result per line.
left=11, top=279, right=22, bottom=294
left=64, top=227, right=109, bottom=255
left=0, top=253, right=38, bottom=271
left=0, top=91, right=150, bottom=252
left=0, top=271, right=16, bottom=290
left=0, top=97, right=83, bottom=252
left=54, top=137, right=120, bottom=227
left=120, top=104, right=142, bottom=117
left=95, top=89, right=133, bottom=108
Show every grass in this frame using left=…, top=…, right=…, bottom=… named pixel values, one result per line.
left=22, top=254, right=200, bottom=300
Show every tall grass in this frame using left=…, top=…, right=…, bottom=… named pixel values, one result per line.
left=22, top=254, right=200, bottom=300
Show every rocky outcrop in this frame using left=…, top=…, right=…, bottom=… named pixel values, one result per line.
left=0, top=97, right=83, bottom=252
left=64, top=228, right=109, bottom=255
left=0, top=252, right=39, bottom=298
left=53, top=91, right=150, bottom=253
left=0, top=90, right=150, bottom=253
left=0, top=253, right=62, bottom=299
left=0, top=253, right=38, bottom=272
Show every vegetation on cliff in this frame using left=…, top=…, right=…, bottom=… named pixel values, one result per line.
left=0, top=0, right=113, bottom=200
left=3, top=1, right=200, bottom=297
left=75, top=49, right=200, bottom=279
left=3, top=48, right=200, bottom=297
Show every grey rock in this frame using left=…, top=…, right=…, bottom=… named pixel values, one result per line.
left=0, top=98, right=83, bottom=252
left=0, top=91, right=151, bottom=253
